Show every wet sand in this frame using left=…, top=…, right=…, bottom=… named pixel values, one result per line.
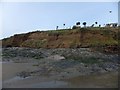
left=65, top=72, right=118, bottom=88
left=2, top=62, right=118, bottom=88
left=2, top=62, right=68, bottom=88
left=2, top=62, right=37, bottom=81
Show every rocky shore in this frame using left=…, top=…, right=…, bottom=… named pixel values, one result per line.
left=2, top=47, right=119, bottom=80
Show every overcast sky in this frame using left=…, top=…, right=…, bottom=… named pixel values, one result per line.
left=0, top=2, right=118, bottom=39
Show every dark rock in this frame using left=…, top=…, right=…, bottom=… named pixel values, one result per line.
left=17, top=71, right=31, bottom=78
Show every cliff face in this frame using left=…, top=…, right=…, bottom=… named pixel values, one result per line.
left=2, top=28, right=119, bottom=49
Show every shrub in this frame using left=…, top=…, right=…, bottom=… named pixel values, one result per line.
left=72, top=25, right=80, bottom=29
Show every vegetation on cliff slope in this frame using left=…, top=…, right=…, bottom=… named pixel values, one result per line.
left=2, top=27, right=119, bottom=52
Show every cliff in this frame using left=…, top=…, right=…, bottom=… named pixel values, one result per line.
left=2, top=27, right=119, bottom=50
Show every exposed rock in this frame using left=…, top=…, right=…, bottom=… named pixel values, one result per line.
left=17, top=71, right=31, bottom=78
left=2, top=47, right=119, bottom=76
left=46, top=55, right=65, bottom=61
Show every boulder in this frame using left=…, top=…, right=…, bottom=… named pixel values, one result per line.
left=47, top=55, right=65, bottom=61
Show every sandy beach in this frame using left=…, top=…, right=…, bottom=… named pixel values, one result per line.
left=2, top=62, right=118, bottom=88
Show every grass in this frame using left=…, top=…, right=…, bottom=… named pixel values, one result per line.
left=47, top=29, right=78, bottom=36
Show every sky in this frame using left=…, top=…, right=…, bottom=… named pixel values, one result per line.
left=118, top=1, right=120, bottom=25
left=0, top=2, right=118, bottom=39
